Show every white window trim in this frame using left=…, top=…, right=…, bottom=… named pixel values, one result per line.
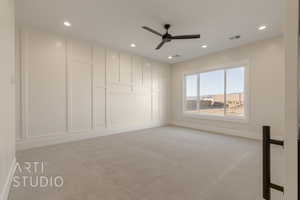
left=182, top=62, right=250, bottom=123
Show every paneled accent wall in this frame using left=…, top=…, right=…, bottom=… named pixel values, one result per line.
left=17, top=28, right=170, bottom=149
left=93, top=46, right=106, bottom=130
left=67, top=40, right=93, bottom=132
left=21, top=30, right=67, bottom=137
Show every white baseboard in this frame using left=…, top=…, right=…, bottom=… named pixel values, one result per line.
left=170, top=120, right=260, bottom=140
left=17, top=122, right=167, bottom=151
left=0, top=158, right=16, bottom=200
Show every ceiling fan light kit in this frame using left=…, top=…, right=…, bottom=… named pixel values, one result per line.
left=142, top=24, right=201, bottom=50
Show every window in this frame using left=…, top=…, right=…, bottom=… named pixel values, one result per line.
left=184, top=66, right=246, bottom=119
left=199, top=70, right=225, bottom=116
left=185, top=74, right=198, bottom=112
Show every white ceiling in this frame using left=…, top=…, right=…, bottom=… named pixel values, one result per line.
left=16, top=0, right=284, bottom=64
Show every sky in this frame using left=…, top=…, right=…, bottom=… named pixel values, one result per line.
left=186, top=67, right=245, bottom=97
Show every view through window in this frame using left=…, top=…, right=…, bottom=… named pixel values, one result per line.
left=185, top=66, right=245, bottom=117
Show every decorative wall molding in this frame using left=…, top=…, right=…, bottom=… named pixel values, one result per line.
left=17, top=28, right=171, bottom=148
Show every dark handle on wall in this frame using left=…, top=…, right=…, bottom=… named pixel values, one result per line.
left=262, top=126, right=284, bottom=200
left=263, top=126, right=271, bottom=199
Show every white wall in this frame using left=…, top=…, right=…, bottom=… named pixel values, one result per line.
left=171, top=37, right=285, bottom=139
left=16, top=28, right=171, bottom=150
left=284, top=0, right=299, bottom=198
left=0, top=0, right=16, bottom=199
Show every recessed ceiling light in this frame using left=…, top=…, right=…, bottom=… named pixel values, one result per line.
left=168, top=56, right=173, bottom=59
left=201, top=45, right=208, bottom=48
left=64, top=21, right=71, bottom=27
left=130, top=43, right=136, bottom=47
left=258, top=25, right=267, bottom=30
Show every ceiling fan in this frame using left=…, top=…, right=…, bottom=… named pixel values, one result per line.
left=142, top=24, right=200, bottom=50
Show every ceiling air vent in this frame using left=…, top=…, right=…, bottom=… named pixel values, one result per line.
left=229, top=35, right=241, bottom=40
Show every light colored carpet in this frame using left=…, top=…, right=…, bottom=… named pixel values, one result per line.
left=8, top=126, right=283, bottom=200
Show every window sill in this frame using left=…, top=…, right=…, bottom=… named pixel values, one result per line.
left=182, top=112, right=249, bottom=123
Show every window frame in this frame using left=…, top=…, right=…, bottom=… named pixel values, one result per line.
left=182, top=62, right=250, bottom=123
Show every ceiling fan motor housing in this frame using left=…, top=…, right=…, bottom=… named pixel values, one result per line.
left=163, top=33, right=172, bottom=42
left=163, top=24, right=172, bottom=42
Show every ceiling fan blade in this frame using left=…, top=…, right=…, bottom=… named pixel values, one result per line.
left=171, top=34, right=200, bottom=39
left=155, top=41, right=165, bottom=50
left=142, top=26, right=163, bottom=36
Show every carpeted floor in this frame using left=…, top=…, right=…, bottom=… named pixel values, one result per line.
left=8, top=126, right=282, bottom=200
